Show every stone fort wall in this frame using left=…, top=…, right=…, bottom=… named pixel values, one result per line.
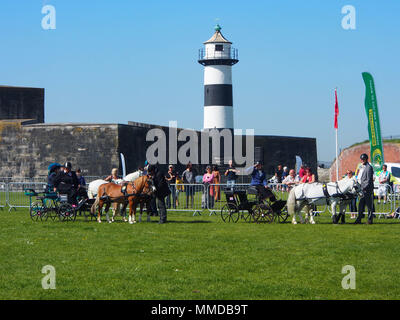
left=0, top=86, right=318, bottom=180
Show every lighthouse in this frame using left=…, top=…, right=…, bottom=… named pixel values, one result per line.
left=198, top=25, right=238, bottom=129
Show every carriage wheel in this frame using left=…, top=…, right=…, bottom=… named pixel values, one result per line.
left=58, top=203, right=76, bottom=222
left=274, top=205, right=289, bottom=223
left=253, top=203, right=274, bottom=223
left=221, top=203, right=239, bottom=223
left=242, top=206, right=256, bottom=222
left=30, top=202, right=46, bottom=221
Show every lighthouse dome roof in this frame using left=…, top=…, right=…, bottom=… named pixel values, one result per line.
left=204, top=25, right=232, bottom=44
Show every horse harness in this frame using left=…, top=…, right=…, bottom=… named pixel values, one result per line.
left=322, top=182, right=355, bottom=204
left=100, top=180, right=150, bottom=203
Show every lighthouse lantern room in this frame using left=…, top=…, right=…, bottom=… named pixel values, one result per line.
left=198, top=25, right=239, bottom=130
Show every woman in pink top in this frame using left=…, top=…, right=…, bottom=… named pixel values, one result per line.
left=203, top=166, right=215, bottom=208
left=301, top=167, right=315, bottom=183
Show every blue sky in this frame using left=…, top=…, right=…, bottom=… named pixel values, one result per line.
left=1, top=0, right=399, bottom=161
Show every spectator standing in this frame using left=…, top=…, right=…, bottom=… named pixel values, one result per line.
left=345, top=170, right=358, bottom=218
left=275, top=165, right=284, bottom=183
left=165, top=165, right=177, bottom=209
left=212, top=165, right=221, bottom=202
left=203, top=166, right=215, bottom=209
left=225, top=160, right=239, bottom=190
left=377, top=164, right=390, bottom=204
left=182, top=162, right=196, bottom=209
left=175, top=175, right=184, bottom=207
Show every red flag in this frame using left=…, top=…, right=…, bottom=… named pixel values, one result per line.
left=334, top=88, right=339, bottom=129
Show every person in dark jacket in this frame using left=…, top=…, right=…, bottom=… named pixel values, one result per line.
left=245, top=161, right=276, bottom=202
left=354, top=153, right=375, bottom=224
left=47, top=165, right=61, bottom=193
left=54, top=161, right=79, bottom=206
left=148, top=164, right=171, bottom=224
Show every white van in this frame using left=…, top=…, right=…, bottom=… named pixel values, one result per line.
left=374, top=162, right=400, bottom=194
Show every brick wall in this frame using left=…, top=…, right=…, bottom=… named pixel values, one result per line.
left=330, top=142, right=400, bottom=180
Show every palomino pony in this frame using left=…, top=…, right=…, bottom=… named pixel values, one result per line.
left=87, top=170, right=143, bottom=222
left=90, top=174, right=154, bottom=224
left=287, top=177, right=361, bottom=224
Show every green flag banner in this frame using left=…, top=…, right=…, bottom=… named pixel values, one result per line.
left=362, top=72, right=384, bottom=171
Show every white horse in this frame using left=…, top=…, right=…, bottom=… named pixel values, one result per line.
left=87, top=170, right=143, bottom=222
left=287, top=177, right=361, bottom=224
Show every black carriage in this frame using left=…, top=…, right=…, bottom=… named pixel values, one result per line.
left=221, top=186, right=288, bottom=223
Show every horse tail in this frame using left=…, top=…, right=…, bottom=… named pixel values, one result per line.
left=91, top=194, right=100, bottom=215
left=287, top=188, right=296, bottom=216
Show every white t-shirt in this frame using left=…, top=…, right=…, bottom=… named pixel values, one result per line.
left=283, top=175, right=300, bottom=184
left=356, top=164, right=365, bottom=184
left=379, top=171, right=390, bottom=185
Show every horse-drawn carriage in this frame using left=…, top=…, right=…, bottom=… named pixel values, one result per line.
left=221, top=186, right=288, bottom=223
left=25, top=189, right=77, bottom=222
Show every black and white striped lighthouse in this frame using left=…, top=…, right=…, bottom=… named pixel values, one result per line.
left=198, top=25, right=239, bottom=129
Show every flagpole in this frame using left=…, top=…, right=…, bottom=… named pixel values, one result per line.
left=336, top=125, right=339, bottom=181
left=335, top=87, right=339, bottom=181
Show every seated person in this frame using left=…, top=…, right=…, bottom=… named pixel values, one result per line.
left=47, top=164, right=61, bottom=194
left=245, top=161, right=276, bottom=202
left=282, top=169, right=300, bottom=190
left=53, top=162, right=79, bottom=206
left=76, top=168, right=88, bottom=199
left=301, top=167, right=316, bottom=183
left=105, top=168, right=121, bottom=183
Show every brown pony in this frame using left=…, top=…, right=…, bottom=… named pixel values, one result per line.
left=90, top=175, right=154, bottom=224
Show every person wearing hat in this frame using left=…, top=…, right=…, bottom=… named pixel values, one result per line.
left=245, top=161, right=276, bottom=202
left=354, top=153, right=375, bottom=224
left=147, top=164, right=171, bottom=224
left=54, top=161, right=79, bottom=206
left=47, top=164, right=61, bottom=194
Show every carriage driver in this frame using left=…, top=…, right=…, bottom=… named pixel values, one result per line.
left=53, top=161, right=79, bottom=206
left=245, top=161, right=277, bottom=202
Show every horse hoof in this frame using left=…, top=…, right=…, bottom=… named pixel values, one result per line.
left=129, top=221, right=133, bottom=224
left=292, top=221, right=297, bottom=225
left=109, top=221, right=112, bottom=224
left=98, top=220, right=102, bottom=223
left=311, top=221, right=316, bottom=225
left=133, top=221, right=137, bottom=224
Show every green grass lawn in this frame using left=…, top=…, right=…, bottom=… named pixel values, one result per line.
left=1, top=205, right=400, bottom=300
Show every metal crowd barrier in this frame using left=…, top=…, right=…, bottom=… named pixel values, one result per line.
left=6, top=182, right=47, bottom=212
left=0, top=183, right=6, bottom=209
left=165, top=183, right=207, bottom=216
left=2, top=179, right=399, bottom=221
